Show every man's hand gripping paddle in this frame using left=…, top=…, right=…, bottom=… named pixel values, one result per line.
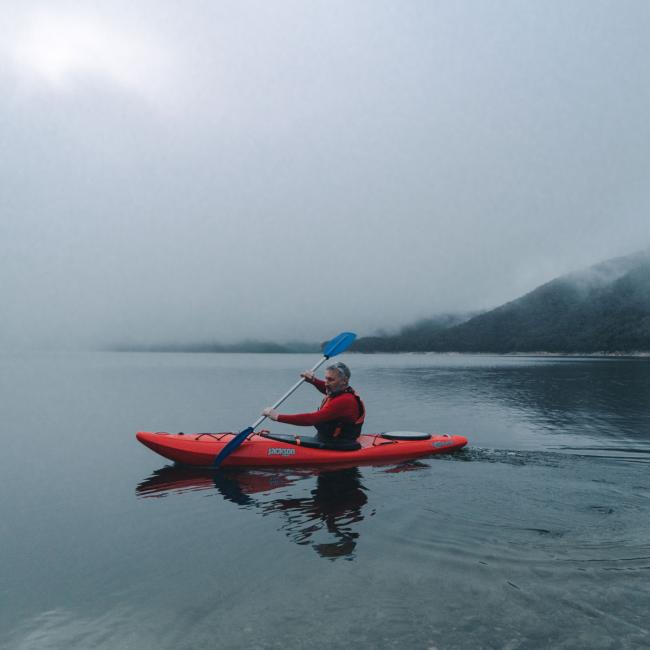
left=212, top=331, right=357, bottom=468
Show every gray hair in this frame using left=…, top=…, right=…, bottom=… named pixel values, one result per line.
left=326, top=362, right=350, bottom=381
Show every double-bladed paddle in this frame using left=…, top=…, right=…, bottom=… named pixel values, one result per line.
left=212, top=331, right=357, bottom=468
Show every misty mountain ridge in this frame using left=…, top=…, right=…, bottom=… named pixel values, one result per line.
left=113, top=250, right=650, bottom=354
left=353, top=313, right=479, bottom=352
left=355, top=249, right=650, bottom=353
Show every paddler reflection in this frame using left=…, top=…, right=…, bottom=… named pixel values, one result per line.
left=263, top=467, right=368, bottom=560
left=137, top=465, right=371, bottom=560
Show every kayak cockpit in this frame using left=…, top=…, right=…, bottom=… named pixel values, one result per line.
left=262, top=431, right=435, bottom=450
left=263, top=432, right=361, bottom=451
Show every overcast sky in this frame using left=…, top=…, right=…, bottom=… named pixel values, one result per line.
left=2, top=1, right=650, bottom=348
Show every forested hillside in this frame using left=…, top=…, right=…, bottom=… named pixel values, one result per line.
left=354, top=250, right=650, bottom=353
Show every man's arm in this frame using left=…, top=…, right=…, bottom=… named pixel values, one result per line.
left=276, top=395, right=357, bottom=426
left=301, top=371, right=326, bottom=394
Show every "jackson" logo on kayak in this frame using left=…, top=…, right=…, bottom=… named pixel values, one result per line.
left=433, top=440, right=454, bottom=448
left=267, top=448, right=296, bottom=456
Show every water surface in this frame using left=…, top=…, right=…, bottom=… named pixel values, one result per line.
left=1, top=352, right=649, bottom=649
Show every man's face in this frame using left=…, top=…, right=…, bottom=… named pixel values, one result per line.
left=324, top=369, right=347, bottom=394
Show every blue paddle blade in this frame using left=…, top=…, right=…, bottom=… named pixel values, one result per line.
left=213, top=426, right=254, bottom=468
left=323, top=331, right=357, bottom=358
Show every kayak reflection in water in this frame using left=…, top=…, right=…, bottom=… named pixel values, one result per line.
left=262, top=362, right=366, bottom=450
left=137, top=465, right=370, bottom=560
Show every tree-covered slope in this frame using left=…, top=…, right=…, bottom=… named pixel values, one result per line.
left=355, top=250, right=650, bottom=353
left=353, top=314, right=474, bottom=352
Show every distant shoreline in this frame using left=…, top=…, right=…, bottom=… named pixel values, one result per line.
left=107, top=347, right=650, bottom=357
left=108, top=341, right=321, bottom=354
left=353, top=350, right=650, bottom=357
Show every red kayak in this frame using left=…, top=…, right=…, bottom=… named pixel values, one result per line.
left=136, top=430, right=468, bottom=467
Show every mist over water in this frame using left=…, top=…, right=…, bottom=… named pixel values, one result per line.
left=1, top=351, right=649, bottom=649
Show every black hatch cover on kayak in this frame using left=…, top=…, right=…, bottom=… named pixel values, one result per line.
left=381, top=431, right=431, bottom=440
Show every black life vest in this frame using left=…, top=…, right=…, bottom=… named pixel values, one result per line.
left=315, top=386, right=365, bottom=442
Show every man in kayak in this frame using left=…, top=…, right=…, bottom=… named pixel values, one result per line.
left=262, top=362, right=365, bottom=450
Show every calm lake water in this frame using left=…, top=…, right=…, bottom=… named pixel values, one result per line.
left=1, top=352, right=649, bottom=649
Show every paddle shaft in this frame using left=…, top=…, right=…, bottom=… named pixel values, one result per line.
left=250, top=355, right=330, bottom=431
